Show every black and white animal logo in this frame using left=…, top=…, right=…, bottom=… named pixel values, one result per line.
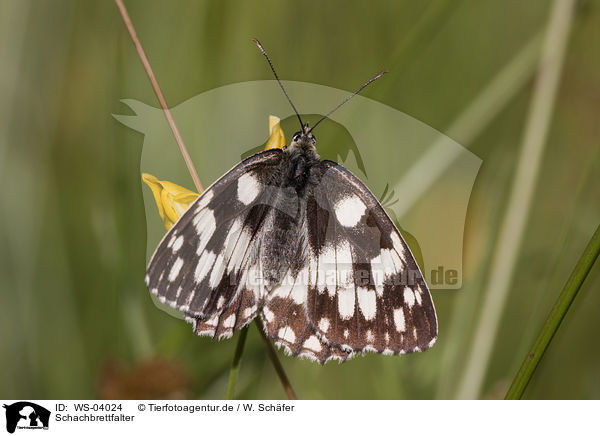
left=145, top=39, right=438, bottom=363
left=3, top=402, right=50, bottom=433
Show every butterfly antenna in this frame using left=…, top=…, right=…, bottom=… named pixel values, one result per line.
left=252, top=38, right=305, bottom=131
left=308, top=69, right=388, bottom=134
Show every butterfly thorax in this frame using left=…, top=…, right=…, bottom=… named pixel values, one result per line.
left=258, top=130, right=321, bottom=287
left=283, top=128, right=321, bottom=190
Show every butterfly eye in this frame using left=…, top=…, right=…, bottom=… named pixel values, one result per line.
left=293, top=132, right=301, bottom=142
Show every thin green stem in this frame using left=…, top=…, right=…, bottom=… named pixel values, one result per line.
left=225, top=326, right=249, bottom=399
left=254, top=319, right=298, bottom=400
left=505, top=224, right=600, bottom=400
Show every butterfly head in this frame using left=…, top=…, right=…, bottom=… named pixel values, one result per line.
left=290, top=124, right=316, bottom=150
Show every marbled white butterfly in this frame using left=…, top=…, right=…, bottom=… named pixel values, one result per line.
left=145, top=40, right=438, bottom=363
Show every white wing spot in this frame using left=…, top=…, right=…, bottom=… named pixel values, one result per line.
left=344, top=329, right=349, bottom=339
left=243, top=307, right=254, bottom=319
left=209, top=254, right=226, bottom=288
left=390, top=232, right=402, bottom=247
left=303, top=335, right=322, bottom=352
left=217, top=296, right=225, bottom=309
left=318, top=318, right=330, bottom=333
left=204, top=314, right=219, bottom=327
left=370, top=254, right=385, bottom=297
left=168, top=257, right=184, bottom=282
left=193, top=208, right=216, bottom=254
left=263, top=307, right=275, bottom=323
left=357, top=287, right=377, bottom=320
left=394, top=308, right=406, bottom=332
left=223, top=220, right=245, bottom=274
left=334, top=195, right=367, bottom=227
left=197, top=328, right=216, bottom=337
left=246, top=262, right=266, bottom=300
left=237, top=172, right=261, bottom=205
left=384, top=332, right=390, bottom=343
left=291, top=283, right=307, bottom=304
left=335, top=240, right=354, bottom=290
left=414, top=289, right=422, bottom=305
left=270, top=279, right=291, bottom=299
left=390, top=232, right=407, bottom=262
left=380, top=249, right=396, bottom=278
left=223, top=314, right=236, bottom=328
left=403, top=287, right=416, bottom=307
left=194, top=251, right=215, bottom=283
left=270, top=270, right=306, bottom=304
left=278, top=327, right=296, bottom=344
left=229, top=229, right=251, bottom=274
left=223, top=218, right=241, bottom=256
left=337, top=286, right=356, bottom=319
left=196, top=190, right=214, bottom=211
left=318, top=245, right=336, bottom=294
left=366, top=330, right=374, bottom=342
left=284, top=270, right=307, bottom=304
left=389, top=248, right=404, bottom=271
left=172, top=235, right=184, bottom=252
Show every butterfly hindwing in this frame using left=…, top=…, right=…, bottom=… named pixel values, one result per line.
left=304, top=161, right=438, bottom=355
left=145, top=149, right=284, bottom=338
left=260, top=263, right=353, bottom=363
left=261, top=287, right=353, bottom=363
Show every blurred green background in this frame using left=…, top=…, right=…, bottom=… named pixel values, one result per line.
left=1, top=0, right=599, bottom=400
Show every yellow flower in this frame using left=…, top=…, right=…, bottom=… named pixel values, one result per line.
left=264, top=115, right=286, bottom=150
left=141, top=173, right=199, bottom=230
left=143, top=115, right=286, bottom=229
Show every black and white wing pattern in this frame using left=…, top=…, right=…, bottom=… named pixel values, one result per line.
left=145, top=149, right=284, bottom=339
left=308, top=161, right=437, bottom=354
left=260, top=160, right=437, bottom=362
left=260, top=271, right=353, bottom=363
left=146, top=148, right=436, bottom=364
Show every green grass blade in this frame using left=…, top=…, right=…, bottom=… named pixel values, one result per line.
left=225, top=326, right=249, bottom=400
left=505, top=224, right=600, bottom=400
left=455, top=0, right=576, bottom=399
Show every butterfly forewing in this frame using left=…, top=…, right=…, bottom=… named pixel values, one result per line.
left=145, top=149, right=284, bottom=338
